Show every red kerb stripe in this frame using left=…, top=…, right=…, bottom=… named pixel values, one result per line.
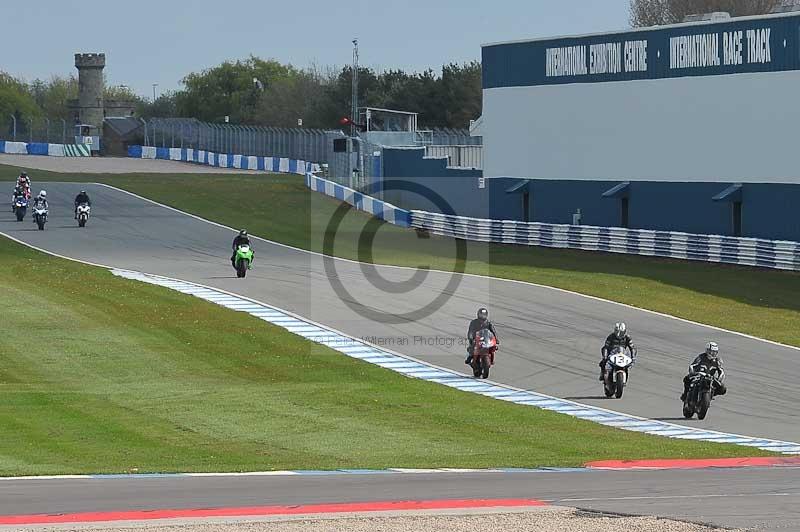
left=0, top=498, right=549, bottom=525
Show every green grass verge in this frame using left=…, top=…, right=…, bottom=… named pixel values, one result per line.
left=0, top=235, right=772, bottom=476
left=3, top=163, right=799, bottom=349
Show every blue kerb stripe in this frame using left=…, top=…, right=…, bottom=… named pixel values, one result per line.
left=272, top=158, right=280, bottom=172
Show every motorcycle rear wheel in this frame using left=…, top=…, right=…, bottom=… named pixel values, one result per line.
left=236, top=260, right=248, bottom=278
left=480, top=355, right=490, bottom=379
left=697, top=390, right=712, bottom=420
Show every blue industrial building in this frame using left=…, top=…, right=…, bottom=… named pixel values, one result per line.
left=385, top=11, right=800, bottom=242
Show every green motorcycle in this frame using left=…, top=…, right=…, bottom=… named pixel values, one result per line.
left=234, top=244, right=254, bottom=278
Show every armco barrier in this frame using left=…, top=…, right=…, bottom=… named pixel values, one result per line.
left=0, top=141, right=90, bottom=157
left=127, top=145, right=320, bottom=175
left=410, top=212, right=800, bottom=271
left=303, top=175, right=799, bottom=271
left=306, top=173, right=411, bottom=227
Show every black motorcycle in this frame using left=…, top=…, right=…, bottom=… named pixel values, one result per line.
left=683, top=365, right=723, bottom=420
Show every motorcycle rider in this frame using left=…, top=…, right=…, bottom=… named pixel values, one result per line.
left=31, top=190, right=49, bottom=220
left=600, top=322, right=637, bottom=381
left=11, top=184, right=26, bottom=212
left=465, top=308, right=499, bottom=365
left=74, top=190, right=91, bottom=219
left=17, top=172, right=31, bottom=194
left=231, top=229, right=253, bottom=267
left=681, top=342, right=727, bottom=401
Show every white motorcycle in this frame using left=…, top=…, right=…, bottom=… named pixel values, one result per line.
left=76, top=203, right=91, bottom=228
left=603, top=347, right=634, bottom=399
left=33, top=206, right=48, bottom=230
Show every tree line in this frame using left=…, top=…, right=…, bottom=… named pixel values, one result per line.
left=629, top=0, right=780, bottom=26
left=2, top=58, right=482, bottom=131
left=145, top=57, right=482, bottom=130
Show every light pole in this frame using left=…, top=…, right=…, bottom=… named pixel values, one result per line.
left=351, top=38, right=359, bottom=137
left=152, top=83, right=159, bottom=102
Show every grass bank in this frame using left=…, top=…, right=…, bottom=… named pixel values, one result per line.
left=0, top=235, right=770, bottom=476
left=3, top=163, right=798, bottom=349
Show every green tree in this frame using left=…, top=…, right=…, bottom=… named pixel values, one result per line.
left=0, top=72, right=42, bottom=139
left=630, top=0, right=779, bottom=26
left=28, top=75, right=77, bottom=122
left=137, top=92, right=179, bottom=119
left=254, top=66, right=333, bottom=128
left=177, top=57, right=295, bottom=123
left=439, top=62, right=482, bottom=129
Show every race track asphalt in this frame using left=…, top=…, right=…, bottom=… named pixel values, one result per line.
left=2, top=181, right=799, bottom=529
left=3, top=182, right=795, bottom=443
left=1, top=468, right=798, bottom=529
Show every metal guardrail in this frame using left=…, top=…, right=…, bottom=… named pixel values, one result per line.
left=304, top=173, right=799, bottom=270
left=409, top=212, right=800, bottom=271
left=145, top=118, right=339, bottom=164
left=425, top=145, right=483, bottom=169
left=306, top=173, right=410, bottom=227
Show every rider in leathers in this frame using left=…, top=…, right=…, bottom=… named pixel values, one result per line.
left=600, top=322, right=637, bottom=381
left=74, top=190, right=92, bottom=219
left=31, top=191, right=49, bottom=222
left=465, top=308, right=499, bottom=365
left=231, top=229, right=253, bottom=267
left=681, top=342, right=727, bottom=401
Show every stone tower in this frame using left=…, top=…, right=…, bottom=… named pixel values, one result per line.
left=74, top=53, right=106, bottom=128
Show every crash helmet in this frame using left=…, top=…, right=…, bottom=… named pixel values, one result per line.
left=705, top=342, right=719, bottom=361
left=614, top=322, right=627, bottom=339
left=239, top=229, right=248, bottom=238
left=39, top=190, right=47, bottom=198
left=477, top=308, right=489, bottom=320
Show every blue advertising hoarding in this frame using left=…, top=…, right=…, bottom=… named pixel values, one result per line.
left=483, top=13, right=800, bottom=88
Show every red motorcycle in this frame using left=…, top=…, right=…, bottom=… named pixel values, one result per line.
left=471, top=328, right=498, bottom=379
left=16, top=181, right=31, bottom=200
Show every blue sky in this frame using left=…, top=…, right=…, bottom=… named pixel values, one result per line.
left=4, top=0, right=630, bottom=97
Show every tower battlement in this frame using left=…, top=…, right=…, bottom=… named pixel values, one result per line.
left=75, top=53, right=106, bottom=68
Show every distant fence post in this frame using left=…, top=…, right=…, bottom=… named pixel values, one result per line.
left=10, top=114, right=16, bottom=141
left=61, top=119, right=67, bottom=144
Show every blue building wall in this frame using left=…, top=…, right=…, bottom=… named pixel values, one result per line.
left=378, top=114, right=800, bottom=241
left=744, top=184, right=800, bottom=241
left=380, top=169, right=800, bottom=241
left=381, top=147, right=484, bottom=216
left=626, top=182, right=732, bottom=235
